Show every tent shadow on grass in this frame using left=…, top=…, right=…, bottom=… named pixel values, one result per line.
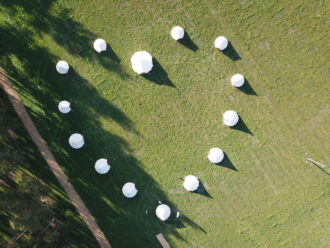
left=230, top=116, right=254, bottom=136
left=220, top=41, right=241, bottom=61
left=102, top=43, right=121, bottom=63
left=178, top=32, right=199, bottom=52
left=170, top=214, right=207, bottom=234
left=216, top=154, right=238, bottom=171
left=0, top=1, right=200, bottom=247
left=94, top=45, right=131, bottom=80
left=192, top=180, right=212, bottom=198
left=236, top=78, right=257, bottom=95
left=142, top=58, right=175, bottom=87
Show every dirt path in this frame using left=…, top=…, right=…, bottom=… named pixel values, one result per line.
left=0, top=67, right=112, bottom=248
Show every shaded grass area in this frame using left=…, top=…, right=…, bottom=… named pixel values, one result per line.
left=0, top=1, right=196, bottom=247
left=0, top=90, right=99, bottom=247
left=1, top=0, right=330, bottom=247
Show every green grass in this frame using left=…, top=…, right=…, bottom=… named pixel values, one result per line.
left=1, top=0, right=329, bottom=247
left=0, top=90, right=99, bottom=247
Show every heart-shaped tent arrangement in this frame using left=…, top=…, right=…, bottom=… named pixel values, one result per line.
left=55, top=25, right=251, bottom=222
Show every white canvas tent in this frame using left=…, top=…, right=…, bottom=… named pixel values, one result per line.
left=208, top=147, right=224, bottom=164
left=122, top=182, right=138, bottom=198
left=156, top=204, right=171, bottom=221
left=171, top=26, right=184, bottom=40
left=58, top=100, right=71, bottom=114
left=131, top=51, right=153, bottom=74
left=94, top=158, right=111, bottom=174
left=56, top=60, right=69, bottom=74
left=93, top=39, right=107, bottom=53
left=68, top=133, right=84, bottom=149
left=223, top=110, right=239, bottom=127
left=183, top=175, right=199, bottom=192
left=214, top=36, right=228, bottom=51
left=231, top=74, right=245, bottom=87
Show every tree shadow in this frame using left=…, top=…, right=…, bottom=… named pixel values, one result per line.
left=0, top=214, right=12, bottom=239
left=177, top=32, right=198, bottom=52
left=68, top=68, right=137, bottom=133
left=142, top=58, right=175, bottom=87
left=0, top=173, right=17, bottom=189
left=216, top=154, right=238, bottom=171
left=0, top=90, right=100, bottom=248
left=236, top=78, right=257, bottom=95
left=221, top=42, right=241, bottom=61
left=192, top=180, right=212, bottom=198
left=2, top=0, right=128, bottom=77
left=230, top=116, right=253, bottom=136
left=49, top=10, right=129, bottom=77
left=0, top=1, right=198, bottom=247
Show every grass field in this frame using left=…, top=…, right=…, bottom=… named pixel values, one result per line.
left=0, top=91, right=99, bottom=247
left=1, top=0, right=329, bottom=247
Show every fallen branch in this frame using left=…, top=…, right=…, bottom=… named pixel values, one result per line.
left=4, top=230, right=27, bottom=248
left=306, top=157, right=330, bottom=176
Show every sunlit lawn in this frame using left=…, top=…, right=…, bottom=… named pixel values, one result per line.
left=1, top=0, right=329, bottom=247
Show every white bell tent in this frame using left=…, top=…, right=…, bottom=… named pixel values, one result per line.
left=183, top=175, right=199, bottom=192
left=171, top=26, right=185, bottom=40
left=56, top=60, right=69, bottom=74
left=208, top=148, right=224, bottom=164
left=156, top=204, right=171, bottom=221
left=231, top=74, right=245, bottom=87
left=93, top=39, right=107, bottom=53
left=214, top=36, right=228, bottom=51
left=94, top=158, right=111, bottom=174
left=131, top=51, right=153, bottom=74
left=58, top=100, right=71, bottom=114
left=122, top=182, right=138, bottom=198
left=68, top=133, right=84, bottom=149
left=223, top=110, right=239, bottom=127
